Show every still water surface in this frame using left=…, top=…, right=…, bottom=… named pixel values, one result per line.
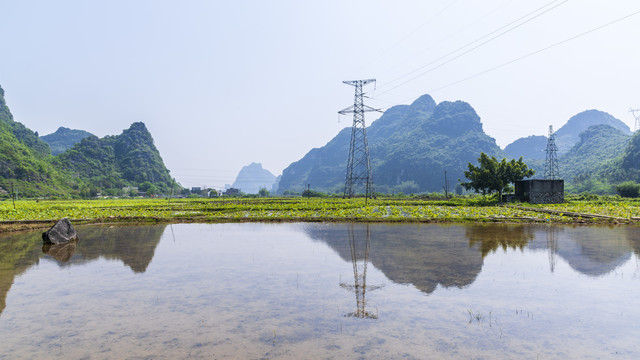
left=0, top=223, right=639, bottom=359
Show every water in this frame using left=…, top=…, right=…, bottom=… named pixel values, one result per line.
left=0, top=223, right=638, bottom=359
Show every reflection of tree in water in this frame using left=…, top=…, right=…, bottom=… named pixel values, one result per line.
left=339, top=224, right=382, bottom=319
left=465, top=224, right=535, bottom=257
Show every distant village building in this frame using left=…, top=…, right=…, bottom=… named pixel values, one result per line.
left=122, top=186, right=141, bottom=197
left=514, top=179, right=564, bottom=204
left=191, top=187, right=202, bottom=194
left=224, top=188, right=241, bottom=196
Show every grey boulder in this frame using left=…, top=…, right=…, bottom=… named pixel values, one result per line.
left=42, top=218, right=78, bottom=244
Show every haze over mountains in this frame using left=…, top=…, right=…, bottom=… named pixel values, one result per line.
left=270, top=94, right=640, bottom=195
left=2, top=81, right=640, bottom=197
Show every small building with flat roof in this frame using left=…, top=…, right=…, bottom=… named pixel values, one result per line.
left=514, top=179, right=564, bottom=204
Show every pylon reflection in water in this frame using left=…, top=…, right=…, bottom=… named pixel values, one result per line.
left=340, top=224, right=383, bottom=319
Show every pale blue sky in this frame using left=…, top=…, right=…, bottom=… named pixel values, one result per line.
left=1, top=0, right=638, bottom=188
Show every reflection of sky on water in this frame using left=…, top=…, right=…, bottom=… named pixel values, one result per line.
left=0, top=223, right=639, bottom=359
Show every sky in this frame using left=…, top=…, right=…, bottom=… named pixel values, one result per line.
left=1, top=0, right=639, bottom=189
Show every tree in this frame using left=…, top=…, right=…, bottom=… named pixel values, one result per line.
left=145, top=184, right=158, bottom=197
left=258, top=187, right=270, bottom=197
left=393, top=181, right=420, bottom=195
left=138, top=181, right=153, bottom=192
left=615, top=181, right=640, bottom=198
left=462, top=153, right=534, bottom=201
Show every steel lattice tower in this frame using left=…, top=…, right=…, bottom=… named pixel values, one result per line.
left=544, top=125, right=560, bottom=179
left=339, top=79, right=378, bottom=198
left=630, top=108, right=640, bottom=132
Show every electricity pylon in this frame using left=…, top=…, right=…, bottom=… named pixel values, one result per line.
left=630, top=108, right=640, bottom=132
left=544, top=125, right=560, bottom=180
left=339, top=79, right=378, bottom=199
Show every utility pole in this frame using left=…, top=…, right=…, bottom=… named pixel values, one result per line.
left=168, top=178, right=176, bottom=204
left=544, top=125, right=560, bottom=180
left=339, top=79, right=379, bottom=200
left=630, top=108, right=640, bottom=132
left=11, top=181, right=15, bottom=209
left=443, top=170, right=449, bottom=199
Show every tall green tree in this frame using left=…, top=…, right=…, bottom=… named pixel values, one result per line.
left=462, top=153, right=534, bottom=201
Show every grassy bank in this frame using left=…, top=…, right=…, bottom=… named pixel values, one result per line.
left=1, top=196, right=639, bottom=233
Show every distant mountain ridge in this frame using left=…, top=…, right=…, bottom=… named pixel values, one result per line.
left=555, top=110, right=631, bottom=152
left=276, top=95, right=503, bottom=194
left=503, top=109, right=636, bottom=193
left=505, top=109, right=632, bottom=160
left=231, top=162, right=276, bottom=194
left=41, top=127, right=94, bottom=155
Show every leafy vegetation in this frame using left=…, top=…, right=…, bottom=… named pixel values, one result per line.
left=615, top=181, right=640, bottom=198
left=2, top=196, right=638, bottom=229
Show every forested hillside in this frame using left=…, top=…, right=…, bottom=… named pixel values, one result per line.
left=0, top=85, right=75, bottom=197
left=0, top=84, right=174, bottom=198
left=276, top=95, right=504, bottom=194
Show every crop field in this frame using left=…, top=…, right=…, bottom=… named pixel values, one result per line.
left=2, top=196, right=640, bottom=231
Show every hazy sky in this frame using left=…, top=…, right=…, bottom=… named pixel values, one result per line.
left=1, top=0, right=639, bottom=188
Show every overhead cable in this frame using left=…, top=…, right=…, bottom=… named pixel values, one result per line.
left=427, top=8, right=640, bottom=94
left=352, top=0, right=460, bottom=77
left=375, top=0, right=569, bottom=96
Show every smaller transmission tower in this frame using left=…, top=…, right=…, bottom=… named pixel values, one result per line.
left=339, top=79, right=378, bottom=199
left=630, top=108, right=640, bottom=132
left=544, top=125, right=560, bottom=180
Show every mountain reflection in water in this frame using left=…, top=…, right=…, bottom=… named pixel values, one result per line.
left=1, top=223, right=639, bottom=318
left=306, top=223, right=640, bottom=295
left=0, top=224, right=166, bottom=315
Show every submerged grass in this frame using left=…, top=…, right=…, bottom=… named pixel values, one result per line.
left=0, top=196, right=638, bottom=233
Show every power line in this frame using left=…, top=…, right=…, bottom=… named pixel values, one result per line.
left=375, top=0, right=568, bottom=96
left=352, top=0, right=460, bottom=77
left=374, top=0, right=516, bottom=80
left=426, top=8, right=640, bottom=94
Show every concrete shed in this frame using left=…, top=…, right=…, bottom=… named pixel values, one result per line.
left=515, top=179, right=564, bottom=204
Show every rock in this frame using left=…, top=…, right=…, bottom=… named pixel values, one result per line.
left=42, top=218, right=78, bottom=244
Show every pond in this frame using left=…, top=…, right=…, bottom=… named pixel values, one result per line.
left=0, top=223, right=639, bottom=359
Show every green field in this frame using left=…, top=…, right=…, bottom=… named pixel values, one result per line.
left=2, top=196, right=639, bottom=231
